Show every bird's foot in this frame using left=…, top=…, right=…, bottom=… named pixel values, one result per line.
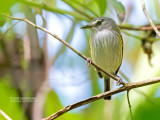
left=116, top=76, right=124, bottom=86
left=86, top=58, right=92, bottom=67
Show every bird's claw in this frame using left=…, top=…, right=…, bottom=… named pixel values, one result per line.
left=116, top=76, right=123, bottom=86
left=86, top=58, right=92, bottom=67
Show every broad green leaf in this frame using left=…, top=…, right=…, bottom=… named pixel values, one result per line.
left=86, top=1, right=101, bottom=17
left=62, top=0, right=94, bottom=20
left=0, top=0, right=16, bottom=27
left=95, top=0, right=107, bottom=16
left=68, top=0, right=99, bottom=17
left=0, top=76, right=26, bottom=120
left=44, top=91, right=62, bottom=117
left=108, top=0, right=125, bottom=23
left=134, top=97, right=160, bottom=120
left=85, top=0, right=93, bottom=4
left=19, top=0, right=89, bottom=21
left=0, top=0, right=16, bottom=13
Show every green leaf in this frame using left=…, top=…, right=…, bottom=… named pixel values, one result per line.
left=0, top=0, right=16, bottom=26
left=0, top=16, right=6, bottom=27
left=0, top=0, right=16, bottom=13
left=108, top=0, right=125, bottom=23
left=95, top=0, right=107, bottom=16
left=44, top=91, right=62, bottom=117
left=0, top=75, right=26, bottom=120
left=19, top=0, right=90, bottom=21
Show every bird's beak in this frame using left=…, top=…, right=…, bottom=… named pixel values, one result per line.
left=80, top=23, right=94, bottom=29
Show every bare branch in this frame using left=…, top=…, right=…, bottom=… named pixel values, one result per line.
left=0, top=13, right=125, bottom=85
left=127, top=90, right=133, bottom=120
left=141, top=0, right=160, bottom=37
left=122, top=30, right=160, bottom=42
left=43, top=77, right=160, bottom=120
left=0, top=109, right=12, bottom=120
left=119, top=25, right=160, bottom=31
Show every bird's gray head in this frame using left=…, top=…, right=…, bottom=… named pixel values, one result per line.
left=81, top=17, right=119, bottom=32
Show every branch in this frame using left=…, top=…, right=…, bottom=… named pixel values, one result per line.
left=0, top=14, right=125, bottom=85
left=43, top=77, right=160, bottom=120
left=141, top=0, right=160, bottom=37
left=127, top=90, right=133, bottom=120
left=0, top=109, right=12, bottom=120
left=122, top=30, right=160, bottom=42
left=119, top=25, right=160, bottom=31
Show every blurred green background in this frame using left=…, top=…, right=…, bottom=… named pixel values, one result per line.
left=0, top=0, right=160, bottom=120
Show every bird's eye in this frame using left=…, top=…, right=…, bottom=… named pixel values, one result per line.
left=96, top=20, right=102, bottom=25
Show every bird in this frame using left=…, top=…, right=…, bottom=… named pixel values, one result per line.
left=81, top=17, right=123, bottom=100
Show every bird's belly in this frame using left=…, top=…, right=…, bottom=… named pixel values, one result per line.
left=90, top=32, right=122, bottom=75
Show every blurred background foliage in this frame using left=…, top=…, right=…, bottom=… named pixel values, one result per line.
left=0, top=0, right=160, bottom=120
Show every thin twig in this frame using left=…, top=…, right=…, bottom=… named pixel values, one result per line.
left=119, top=25, right=160, bottom=31
left=122, top=30, right=160, bottom=42
left=0, top=13, right=125, bottom=85
left=0, top=109, right=12, bottom=120
left=127, top=90, right=133, bottom=120
left=141, top=0, right=160, bottom=37
left=43, top=77, right=160, bottom=120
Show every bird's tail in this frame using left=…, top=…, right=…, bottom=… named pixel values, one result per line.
left=104, top=77, right=111, bottom=100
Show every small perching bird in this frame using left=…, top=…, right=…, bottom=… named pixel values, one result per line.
left=81, top=17, right=123, bottom=100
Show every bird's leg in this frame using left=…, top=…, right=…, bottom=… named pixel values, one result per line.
left=95, top=68, right=103, bottom=78
left=87, top=58, right=103, bottom=78
left=97, top=71, right=103, bottom=78
left=86, top=57, right=92, bottom=67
